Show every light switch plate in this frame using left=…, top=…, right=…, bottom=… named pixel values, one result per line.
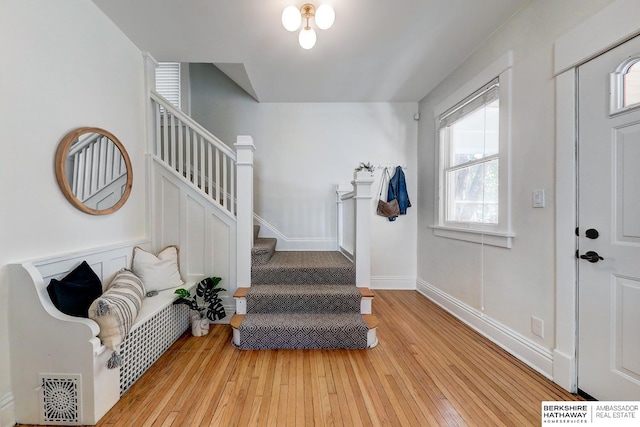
left=532, top=189, right=545, bottom=208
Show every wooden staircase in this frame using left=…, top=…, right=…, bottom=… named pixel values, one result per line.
left=230, top=226, right=378, bottom=349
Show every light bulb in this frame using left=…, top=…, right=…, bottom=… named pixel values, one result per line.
left=315, top=4, right=335, bottom=30
left=282, top=6, right=302, bottom=32
left=298, top=27, right=316, bottom=49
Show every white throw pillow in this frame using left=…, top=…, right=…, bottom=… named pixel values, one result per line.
left=132, top=246, right=184, bottom=293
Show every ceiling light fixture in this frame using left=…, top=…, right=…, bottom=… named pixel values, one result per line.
left=282, top=3, right=335, bottom=49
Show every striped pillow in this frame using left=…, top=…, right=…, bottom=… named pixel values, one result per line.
left=89, top=269, right=145, bottom=368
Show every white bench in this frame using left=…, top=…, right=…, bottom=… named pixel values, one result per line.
left=8, top=241, right=193, bottom=426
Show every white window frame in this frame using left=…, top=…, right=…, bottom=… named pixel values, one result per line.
left=431, top=52, right=514, bottom=248
left=610, top=55, right=640, bottom=116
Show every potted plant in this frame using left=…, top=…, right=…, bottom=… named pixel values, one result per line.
left=354, top=162, right=374, bottom=178
left=173, top=276, right=226, bottom=336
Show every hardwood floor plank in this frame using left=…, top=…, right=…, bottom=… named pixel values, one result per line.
left=18, top=290, right=583, bottom=427
left=294, top=350, right=305, bottom=427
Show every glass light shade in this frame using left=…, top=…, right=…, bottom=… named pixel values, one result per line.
left=282, top=6, right=302, bottom=32
left=315, top=4, right=335, bottom=30
left=298, top=27, right=316, bottom=49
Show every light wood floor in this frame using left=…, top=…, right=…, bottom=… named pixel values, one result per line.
left=29, top=290, right=581, bottom=426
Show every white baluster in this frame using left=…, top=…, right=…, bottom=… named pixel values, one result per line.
left=215, top=148, right=220, bottom=203
left=154, top=102, right=161, bottom=156
left=162, top=108, right=169, bottom=162
left=169, top=112, right=176, bottom=168
left=200, top=135, right=205, bottom=190
left=230, top=160, right=235, bottom=215
left=178, top=117, right=184, bottom=176
left=222, top=153, right=228, bottom=208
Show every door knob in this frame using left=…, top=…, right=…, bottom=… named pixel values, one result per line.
left=579, top=251, right=604, bottom=263
left=585, top=228, right=599, bottom=239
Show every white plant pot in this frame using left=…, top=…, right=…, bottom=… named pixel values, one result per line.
left=190, top=311, right=209, bottom=336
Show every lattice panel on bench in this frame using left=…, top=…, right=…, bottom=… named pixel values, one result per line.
left=120, top=304, right=189, bottom=394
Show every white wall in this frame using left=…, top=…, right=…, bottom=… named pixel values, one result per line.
left=190, top=64, right=418, bottom=288
left=0, top=1, right=147, bottom=425
left=416, top=0, right=614, bottom=379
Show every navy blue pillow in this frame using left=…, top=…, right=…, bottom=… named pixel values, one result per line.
left=47, top=261, right=102, bottom=317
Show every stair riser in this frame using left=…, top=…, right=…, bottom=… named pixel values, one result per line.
left=235, top=296, right=373, bottom=315
left=251, top=252, right=273, bottom=266
left=251, top=238, right=277, bottom=266
left=232, top=326, right=378, bottom=349
left=251, top=269, right=355, bottom=285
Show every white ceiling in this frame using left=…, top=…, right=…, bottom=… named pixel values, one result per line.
left=92, top=0, right=529, bottom=103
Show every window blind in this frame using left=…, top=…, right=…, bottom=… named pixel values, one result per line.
left=438, top=78, right=499, bottom=129
left=155, top=62, right=181, bottom=110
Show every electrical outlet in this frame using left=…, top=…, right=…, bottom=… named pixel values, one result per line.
left=531, top=316, right=544, bottom=338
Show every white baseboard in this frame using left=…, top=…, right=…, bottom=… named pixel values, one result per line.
left=1, top=392, right=14, bottom=427
left=370, top=276, right=416, bottom=290
left=553, top=349, right=577, bottom=393
left=416, top=278, right=554, bottom=380
left=253, top=214, right=337, bottom=251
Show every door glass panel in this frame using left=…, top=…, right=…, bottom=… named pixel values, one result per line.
left=624, top=61, right=640, bottom=107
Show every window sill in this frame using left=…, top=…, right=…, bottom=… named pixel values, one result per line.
left=430, top=225, right=514, bottom=248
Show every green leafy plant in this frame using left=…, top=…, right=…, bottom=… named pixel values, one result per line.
left=173, top=276, right=226, bottom=321
left=355, top=162, right=374, bottom=172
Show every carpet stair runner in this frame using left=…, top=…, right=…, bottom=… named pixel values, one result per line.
left=231, top=227, right=378, bottom=350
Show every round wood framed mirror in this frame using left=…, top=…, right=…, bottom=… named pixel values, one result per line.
left=55, top=127, right=133, bottom=215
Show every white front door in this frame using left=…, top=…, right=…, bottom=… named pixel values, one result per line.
left=577, top=34, right=640, bottom=401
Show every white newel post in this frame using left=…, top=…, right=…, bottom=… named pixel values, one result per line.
left=353, top=171, right=374, bottom=288
left=235, top=136, right=255, bottom=289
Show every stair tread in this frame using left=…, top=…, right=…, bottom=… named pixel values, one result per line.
left=363, top=314, right=379, bottom=329
left=230, top=314, right=244, bottom=328
left=358, top=287, right=375, bottom=298
left=233, top=287, right=250, bottom=298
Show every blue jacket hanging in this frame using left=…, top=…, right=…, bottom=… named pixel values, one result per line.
left=387, top=166, right=411, bottom=221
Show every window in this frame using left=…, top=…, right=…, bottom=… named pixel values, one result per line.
left=441, top=79, right=499, bottom=225
left=610, top=56, right=640, bottom=115
left=432, top=53, right=513, bottom=248
left=155, top=62, right=182, bottom=110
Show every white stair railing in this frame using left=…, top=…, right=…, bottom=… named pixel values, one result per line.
left=337, top=171, right=374, bottom=288
left=148, top=84, right=255, bottom=293
left=150, top=91, right=236, bottom=217
left=68, top=132, right=127, bottom=204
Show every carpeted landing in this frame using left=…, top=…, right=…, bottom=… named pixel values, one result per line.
left=231, top=227, right=376, bottom=350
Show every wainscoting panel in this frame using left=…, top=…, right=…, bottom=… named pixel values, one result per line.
left=152, top=158, right=237, bottom=321
left=186, top=194, right=207, bottom=277
left=158, top=176, right=181, bottom=247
